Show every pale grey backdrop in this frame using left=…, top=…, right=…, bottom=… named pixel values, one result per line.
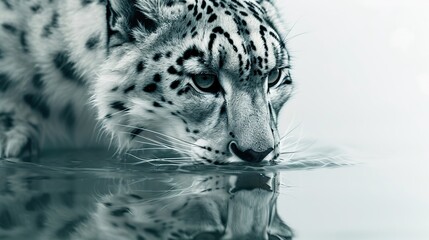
left=275, top=1, right=429, bottom=239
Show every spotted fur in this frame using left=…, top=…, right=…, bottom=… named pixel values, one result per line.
left=0, top=0, right=293, bottom=163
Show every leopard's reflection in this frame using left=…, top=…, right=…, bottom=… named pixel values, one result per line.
left=0, top=164, right=292, bottom=240
left=75, top=172, right=292, bottom=240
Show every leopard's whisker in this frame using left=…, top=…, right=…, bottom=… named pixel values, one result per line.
left=132, top=136, right=193, bottom=154
left=280, top=123, right=301, bottom=142
left=114, top=130, right=174, bottom=149
left=114, top=125, right=194, bottom=151
left=279, top=151, right=297, bottom=155
left=114, top=123, right=203, bottom=148
left=116, top=131, right=193, bottom=157
left=131, top=132, right=194, bottom=149
left=128, top=147, right=177, bottom=151
left=126, top=153, right=199, bottom=165
left=280, top=140, right=316, bottom=153
left=280, top=125, right=304, bottom=162
left=285, top=18, right=299, bottom=39
left=133, top=139, right=192, bottom=156
left=286, top=32, right=308, bottom=42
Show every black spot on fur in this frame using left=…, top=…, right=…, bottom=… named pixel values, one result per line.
left=25, top=193, right=51, bottom=211
left=23, top=94, right=50, bottom=118
left=143, top=83, right=157, bottom=93
left=250, top=41, right=256, bottom=51
left=81, top=0, right=93, bottom=6
left=208, top=33, right=217, bottom=51
left=183, top=46, right=203, bottom=60
left=0, top=112, right=13, bottom=131
left=170, top=80, right=180, bottom=89
left=2, top=23, right=17, bottom=34
left=130, top=128, right=143, bottom=139
left=32, top=73, right=44, bottom=89
left=177, top=87, right=190, bottom=96
left=240, top=11, right=249, bottom=16
left=0, top=48, right=3, bottom=59
left=111, top=207, right=130, bottom=217
left=1, top=0, right=12, bottom=10
left=20, top=31, right=29, bottom=53
left=208, top=14, right=217, bottom=23
left=213, top=26, right=224, bottom=34
left=53, top=51, right=85, bottom=85
left=85, top=35, right=100, bottom=50
left=153, top=53, right=162, bottom=61
left=176, top=57, right=184, bottom=65
left=110, top=101, right=129, bottom=112
left=129, top=194, right=143, bottom=200
left=167, top=66, right=179, bottom=75
left=0, top=209, right=15, bottom=230
left=124, top=84, right=135, bottom=94
left=153, top=102, right=162, bottom=108
left=153, top=74, right=161, bottom=82
left=206, top=6, right=213, bottom=14
left=31, top=5, right=42, bottom=13
left=55, top=216, right=87, bottom=238
left=136, top=61, right=145, bottom=73
left=143, top=228, right=160, bottom=238
left=59, top=103, right=76, bottom=129
left=42, top=12, right=59, bottom=37
left=0, top=73, right=12, bottom=92
left=125, top=222, right=137, bottom=230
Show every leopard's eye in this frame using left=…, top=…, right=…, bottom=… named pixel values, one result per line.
left=267, top=69, right=282, bottom=88
left=192, top=74, right=220, bottom=93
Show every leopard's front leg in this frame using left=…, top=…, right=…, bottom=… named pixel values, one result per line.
left=0, top=98, right=42, bottom=159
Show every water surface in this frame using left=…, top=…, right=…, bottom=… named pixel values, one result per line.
left=0, top=149, right=427, bottom=240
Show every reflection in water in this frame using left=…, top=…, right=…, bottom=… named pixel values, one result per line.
left=0, top=151, right=300, bottom=240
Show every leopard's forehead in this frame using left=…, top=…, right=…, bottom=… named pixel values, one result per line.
left=167, top=0, right=287, bottom=85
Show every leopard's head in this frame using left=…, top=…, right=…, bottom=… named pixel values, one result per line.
left=94, top=0, right=293, bottom=164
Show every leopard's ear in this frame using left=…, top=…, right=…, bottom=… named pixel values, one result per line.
left=106, top=0, right=185, bottom=48
left=106, top=0, right=157, bottom=48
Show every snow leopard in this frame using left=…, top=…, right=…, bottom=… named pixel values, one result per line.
left=0, top=0, right=293, bottom=164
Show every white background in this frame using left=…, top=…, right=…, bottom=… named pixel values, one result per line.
left=276, top=1, right=429, bottom=239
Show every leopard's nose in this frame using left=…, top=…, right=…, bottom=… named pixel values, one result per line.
left=229, top=142, right=273, bottom=163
